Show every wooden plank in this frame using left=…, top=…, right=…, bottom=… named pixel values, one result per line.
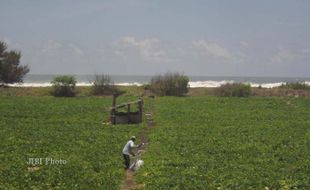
left=111, top=100, right=142, bottom=109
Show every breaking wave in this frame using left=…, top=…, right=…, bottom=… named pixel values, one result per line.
left=8, top=80, right=310, bottom=88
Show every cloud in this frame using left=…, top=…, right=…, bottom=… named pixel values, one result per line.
left=192, top=40, right=233, bottom=59
left=42, top=40, right=63, bottom=53
left=115, top=36, right=173, bottom=63
left=301, top=48, right=310, bottom=54
left=271, top=49, right=297, bottom=63
left=119, top=36, right=159, bottom=48
left=191, top=40, right=247, bottom=64
left=96, top=48, right=105, bottom=53
left=69, top=44, right=84, bottom=56
left=240, top=41, right=249, bottom=47
left=271, top=48, right=310, bottom=64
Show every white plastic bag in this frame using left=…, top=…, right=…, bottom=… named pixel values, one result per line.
left=129, top=150, right=145, bottom=171
left=130, top=159, right=144, bottom=171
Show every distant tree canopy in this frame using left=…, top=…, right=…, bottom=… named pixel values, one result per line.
left=0, top=41, right=29, bottom=85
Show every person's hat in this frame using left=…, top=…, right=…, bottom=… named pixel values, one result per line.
left=131, top=136, right=136, bottom=140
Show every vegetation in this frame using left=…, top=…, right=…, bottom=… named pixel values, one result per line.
left=0, top=96, right=143, bottom=189
left=138, top=97, right=310, bottom=189
left=0, top=41, right=29, bottom=86
left=150, top=72, right=189, bottom=96
left=1, top=92, right=309, bottom=189
left=91, top=75, right=119, bottom=96
left=215, top=83, right=252, bottom=97
left=1, top=85, right=310, bottom=98
left=51, top=75, right=76, bottom=97
left=279, top=82, right=310, bottom=90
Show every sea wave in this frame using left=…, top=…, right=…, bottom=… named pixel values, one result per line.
left=7, top=82, right=143, bottom=87
left=7, top=81, right=310, bottom=88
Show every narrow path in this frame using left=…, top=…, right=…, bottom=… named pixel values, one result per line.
left=120, top=107, right=155, bottom=190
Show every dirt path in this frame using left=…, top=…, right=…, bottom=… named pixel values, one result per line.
left=120, top=108, right=155, bottom=190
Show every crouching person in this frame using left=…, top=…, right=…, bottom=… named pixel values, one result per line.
left=122, top=136, right=141, bottom=170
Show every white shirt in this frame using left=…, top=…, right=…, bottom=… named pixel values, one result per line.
left=122, top=140, right=136, bottom=155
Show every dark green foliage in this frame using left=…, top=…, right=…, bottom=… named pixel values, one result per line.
left=51, top=75, right=76, bottom=97
left=91, top=75, right=119, bottom=95
left=137, top=97, right=310, bottom=189
left=279, top=82, right=310, bottom=90
left=142, top=84, right=151, bottom=90
left=0, top=96, right=143, bottom=189
left=216, top=83, right=251, bottom=97
left=150, top=72, right=189, bottom=96
left=0, top=41, right=29, bottom=85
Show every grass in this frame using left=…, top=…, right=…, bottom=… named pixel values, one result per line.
left=0, top=96, right=144, bottom=189
left=137, top=97, right=310, bottom=189
left=1, top=92, right=309, bottom=189
left=2, top=86, right=310, bottom=97
left=0, top=86, right=145, bottom=97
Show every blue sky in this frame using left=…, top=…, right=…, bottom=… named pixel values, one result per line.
left=1, top=0, right=310, bottom=77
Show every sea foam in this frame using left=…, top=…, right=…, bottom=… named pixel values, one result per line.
left=7, top=81, right=310, bottom=88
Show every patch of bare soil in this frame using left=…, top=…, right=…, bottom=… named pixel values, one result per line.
left=119, top=110, right=155, bottom=190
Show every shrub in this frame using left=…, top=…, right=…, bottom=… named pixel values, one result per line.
left=92, top=75, right=119, bottom=95
left=279, top=82, right=310, bottom=90
left=143, top=84, right=151, bottom=90
left=51, top=75, right=76, bottom=97
left=216, top=83, right=251, bottom=97
left=91, top=75, right=118, bottom=95
left=150, top=72, right=189, bottom=96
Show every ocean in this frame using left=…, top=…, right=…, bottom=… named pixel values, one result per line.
left=10, top=74, right=310, bottom=88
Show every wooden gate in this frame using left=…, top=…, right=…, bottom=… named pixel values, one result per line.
left=110, top=94, right=143, bottom=124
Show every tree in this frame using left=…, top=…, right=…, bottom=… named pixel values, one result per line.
left=0, top=41, right=29, bottom=85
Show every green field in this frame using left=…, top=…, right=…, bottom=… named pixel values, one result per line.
left=0, top=96, right=144, bottom=189
left=1, top=96, right=310, bottom=189
left=138, top=97, right=310, bottom=189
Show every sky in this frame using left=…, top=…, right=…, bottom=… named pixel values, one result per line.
left=0, top=0, right=310, bottom=77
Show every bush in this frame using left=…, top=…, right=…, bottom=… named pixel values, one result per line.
left=51, top=75, right=76, bottom=97
left=91, top=75, right=118, bottom=95
left=142, top=84, right=151, bottom=90
left=150, top=72, right=189, bottom=96
left=216, top=83, right=251, bottom=97
left=279, top=82, right=310, bottom=90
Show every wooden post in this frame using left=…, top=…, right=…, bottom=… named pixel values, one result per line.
left=127, top=104, right=131, bottom=124
left=112, top=94, right=117, bottom=108
left=110, top=108, right=115, bottom=124
left=138, top=98, right=143, bottom=122
left=111, top=94, right=118, bottom=124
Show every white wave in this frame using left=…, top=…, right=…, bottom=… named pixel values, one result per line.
left=189, top=81, right=286, bottom=88
left=7, top=81, right=310, bottom=88
left=116, top=82, right=143, bottom=86
left=188, top=80, right=234, bottom=88
left=247, top=82, right=285, bottom=88
left=8, top=82, right=52, bottom=87
left=76, top=82, right=92, bottom=87
left=189, top=81, right=310, bottom=88
left=8, top=82, right=143, bottom=87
